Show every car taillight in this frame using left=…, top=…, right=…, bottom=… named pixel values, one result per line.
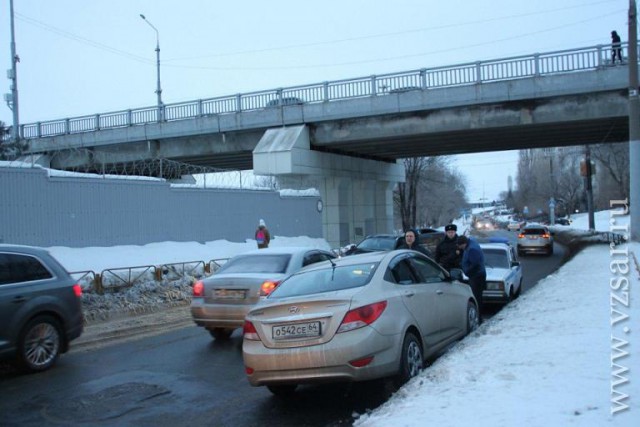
left=337, top=301, right=387, bottom=333
left=72, top=283, right=82, bottom=297
left=260, top=280, right=281, bottom=296
left=517, top=233, right=525, bottom=238
left=243, top=320, right=260, bottom=341
left=542, top=233, right=550, bottom=238
left=193, top=280, right=204, bottom=297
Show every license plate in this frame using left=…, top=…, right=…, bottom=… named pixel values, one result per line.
left=213, top=289, right=246, bottom=299
left=272, top=322, right=321, bottom=340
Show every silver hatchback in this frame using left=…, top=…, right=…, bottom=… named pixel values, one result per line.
left=517, top=224, right=554, bottom=256
left=242, top=250, right=478, bottom=396
left=190, top=247, right=336, bottom=340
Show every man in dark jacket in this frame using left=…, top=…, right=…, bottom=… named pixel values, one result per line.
left=435, top=223, right=461, bottom=271
left=397, top=229, right=432, bottom=258
left=458, top=235, right=486, bottom=319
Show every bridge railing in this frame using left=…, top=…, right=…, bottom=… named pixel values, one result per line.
left=16, top=42, right=626, bottom=140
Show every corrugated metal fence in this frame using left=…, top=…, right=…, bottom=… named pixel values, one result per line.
left=0, top=166, right=322, bottom=248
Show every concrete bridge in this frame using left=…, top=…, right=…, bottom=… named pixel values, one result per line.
left=15, top=43, right=634, bottom=247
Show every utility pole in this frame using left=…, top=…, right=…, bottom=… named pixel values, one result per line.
left=584, top=145, right=595, bottom=231
left=5, top=0, right=20, bottom=142
left=629, top=0, right=640, bottom=241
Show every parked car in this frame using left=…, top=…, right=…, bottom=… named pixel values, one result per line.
left=555, top=217, right=572, bottom=226
left=342, top=234, right=402, bottom=256
left=190, top=247, right=336, bottom=340
left=0, top=244, right=84, bottom=372
left=415, top=228, right=445, bottom=255
left=265, top=96, right=305, bottom=107
left=480, top=242, right=523, bottom=305
left=242, top=250, right=478, bottom=396
left=507, top=219, right=526, bottom=231
left=343, top=231, right=443, bottom=257
left=517, top=224, right=554, bottom=256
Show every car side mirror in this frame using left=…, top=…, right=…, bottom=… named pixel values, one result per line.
left=511, top=261, right=520, bottom=267
left=449, top=268, right=464, bottom=281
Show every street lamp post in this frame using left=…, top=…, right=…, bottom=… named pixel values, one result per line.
left=5, top=0, right=20, bottom=143
left=139, top=14, right=163, bottom=121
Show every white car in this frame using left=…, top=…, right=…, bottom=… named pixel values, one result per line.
left=507, top=220, right=526, bottom=231
left=480, top=242, right=523, bottom=305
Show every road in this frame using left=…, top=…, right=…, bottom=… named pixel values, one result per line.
left=0, top=230, right=567, bottom=427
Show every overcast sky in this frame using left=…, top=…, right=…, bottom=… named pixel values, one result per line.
left=0, top=0, right=628, bottom=200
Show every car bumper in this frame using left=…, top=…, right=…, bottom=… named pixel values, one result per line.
left=243, top=326, right=402, bottom=386
left=518, top=244, right=552, bottom=253
left=190, top=300, right=251, bottom=329
left=482, top=289, right=510, bottom=303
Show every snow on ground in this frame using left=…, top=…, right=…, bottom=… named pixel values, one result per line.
left=354, top=211, right=639, bottom=426
left=40, top=210, right=639, bottom=426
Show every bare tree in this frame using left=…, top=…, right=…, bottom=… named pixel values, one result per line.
left=591, top=142, right=630, bottom=207
left=395, top=157, right=467, bottom=229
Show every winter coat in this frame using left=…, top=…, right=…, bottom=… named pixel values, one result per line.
left=255, top=226, right=271, bottom=249
left=435, top=235, right=462, bottom=271
left=461, top=238, right=486, bottom=278
left=398, top=241, right=432, bottom=258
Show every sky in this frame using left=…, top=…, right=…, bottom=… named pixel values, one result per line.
left=0, top=0, right=628, bottom=200
left=43, top=209, right=639, bottom=426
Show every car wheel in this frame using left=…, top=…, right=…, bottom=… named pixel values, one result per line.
left=17, top=315, right=62, bottom=372
left=209, top=328, right=234, bottom=340
left=514, top=280, right=522, bottom=298
left=267, top=384, right=298, bottom=397
left=395, top=332, right=423, bottom=386
left=466, top=301, right=480, bottom=334
left=547, top=246, right=554, bottom=256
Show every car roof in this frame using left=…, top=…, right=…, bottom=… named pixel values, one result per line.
left=523, top=224, right=548, bottom=230
left=0, top=244, right=50, bottom=256
left=237, top=246, right=331, bottom=257
left=479, top=242, right=511, bottom=251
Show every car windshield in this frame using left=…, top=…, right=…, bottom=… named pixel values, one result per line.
left=217, top=254, right=291, bottom=274
left=357, top=237, right=396, bottom=251
left=269, top=262, right=379, bottom=298
left=482, top=249, right=510, bottom=269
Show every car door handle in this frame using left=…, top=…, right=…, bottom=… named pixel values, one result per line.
left=436, top=290, right=443, bottom=295
left=403, top=291, right=415, bottom=298
left=12, top=296, right=27, bottom=304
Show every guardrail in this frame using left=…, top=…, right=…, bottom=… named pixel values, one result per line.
left=10, top=42, right=629, bottom=141
left=70, top=257, right=229, bottom=294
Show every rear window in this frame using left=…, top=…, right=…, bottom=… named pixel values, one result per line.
left=0, top=253, right=53, bottom=285
left=217, top=254, right=291, bottom=274
left=357, top=237, right=397, bottom=251
left=523, top=228, right=546, bottom=235
left=269, top=262, right=379, bottom=298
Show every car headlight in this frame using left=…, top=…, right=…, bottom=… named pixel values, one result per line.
left=486, top=281, right=505, bottom=291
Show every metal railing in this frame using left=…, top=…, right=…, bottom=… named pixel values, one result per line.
left=14, top=42, right=629, bottom=141
left=70, top=257, right=229, bottom=293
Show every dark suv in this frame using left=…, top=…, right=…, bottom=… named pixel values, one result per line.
left=0, top=244, right=84, bottom=372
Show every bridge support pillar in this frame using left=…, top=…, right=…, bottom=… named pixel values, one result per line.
left=253, top=125, right=404, bottom=249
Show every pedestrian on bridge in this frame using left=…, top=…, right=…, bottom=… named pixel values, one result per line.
left=611, top=30, right=623, bottom=64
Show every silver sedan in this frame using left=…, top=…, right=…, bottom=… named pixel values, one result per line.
left=191, top=247, right=336, bottom=340
left=242, top=250, right=478, bottom=395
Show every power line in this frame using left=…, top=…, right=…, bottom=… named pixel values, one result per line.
left=14, top=1, right=624, bottom=72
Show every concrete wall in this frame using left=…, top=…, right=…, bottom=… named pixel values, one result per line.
left=0, top=166, right=323, bottom=248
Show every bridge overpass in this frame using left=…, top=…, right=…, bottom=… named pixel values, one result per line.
left=14, top=43, right=635, bottom=247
